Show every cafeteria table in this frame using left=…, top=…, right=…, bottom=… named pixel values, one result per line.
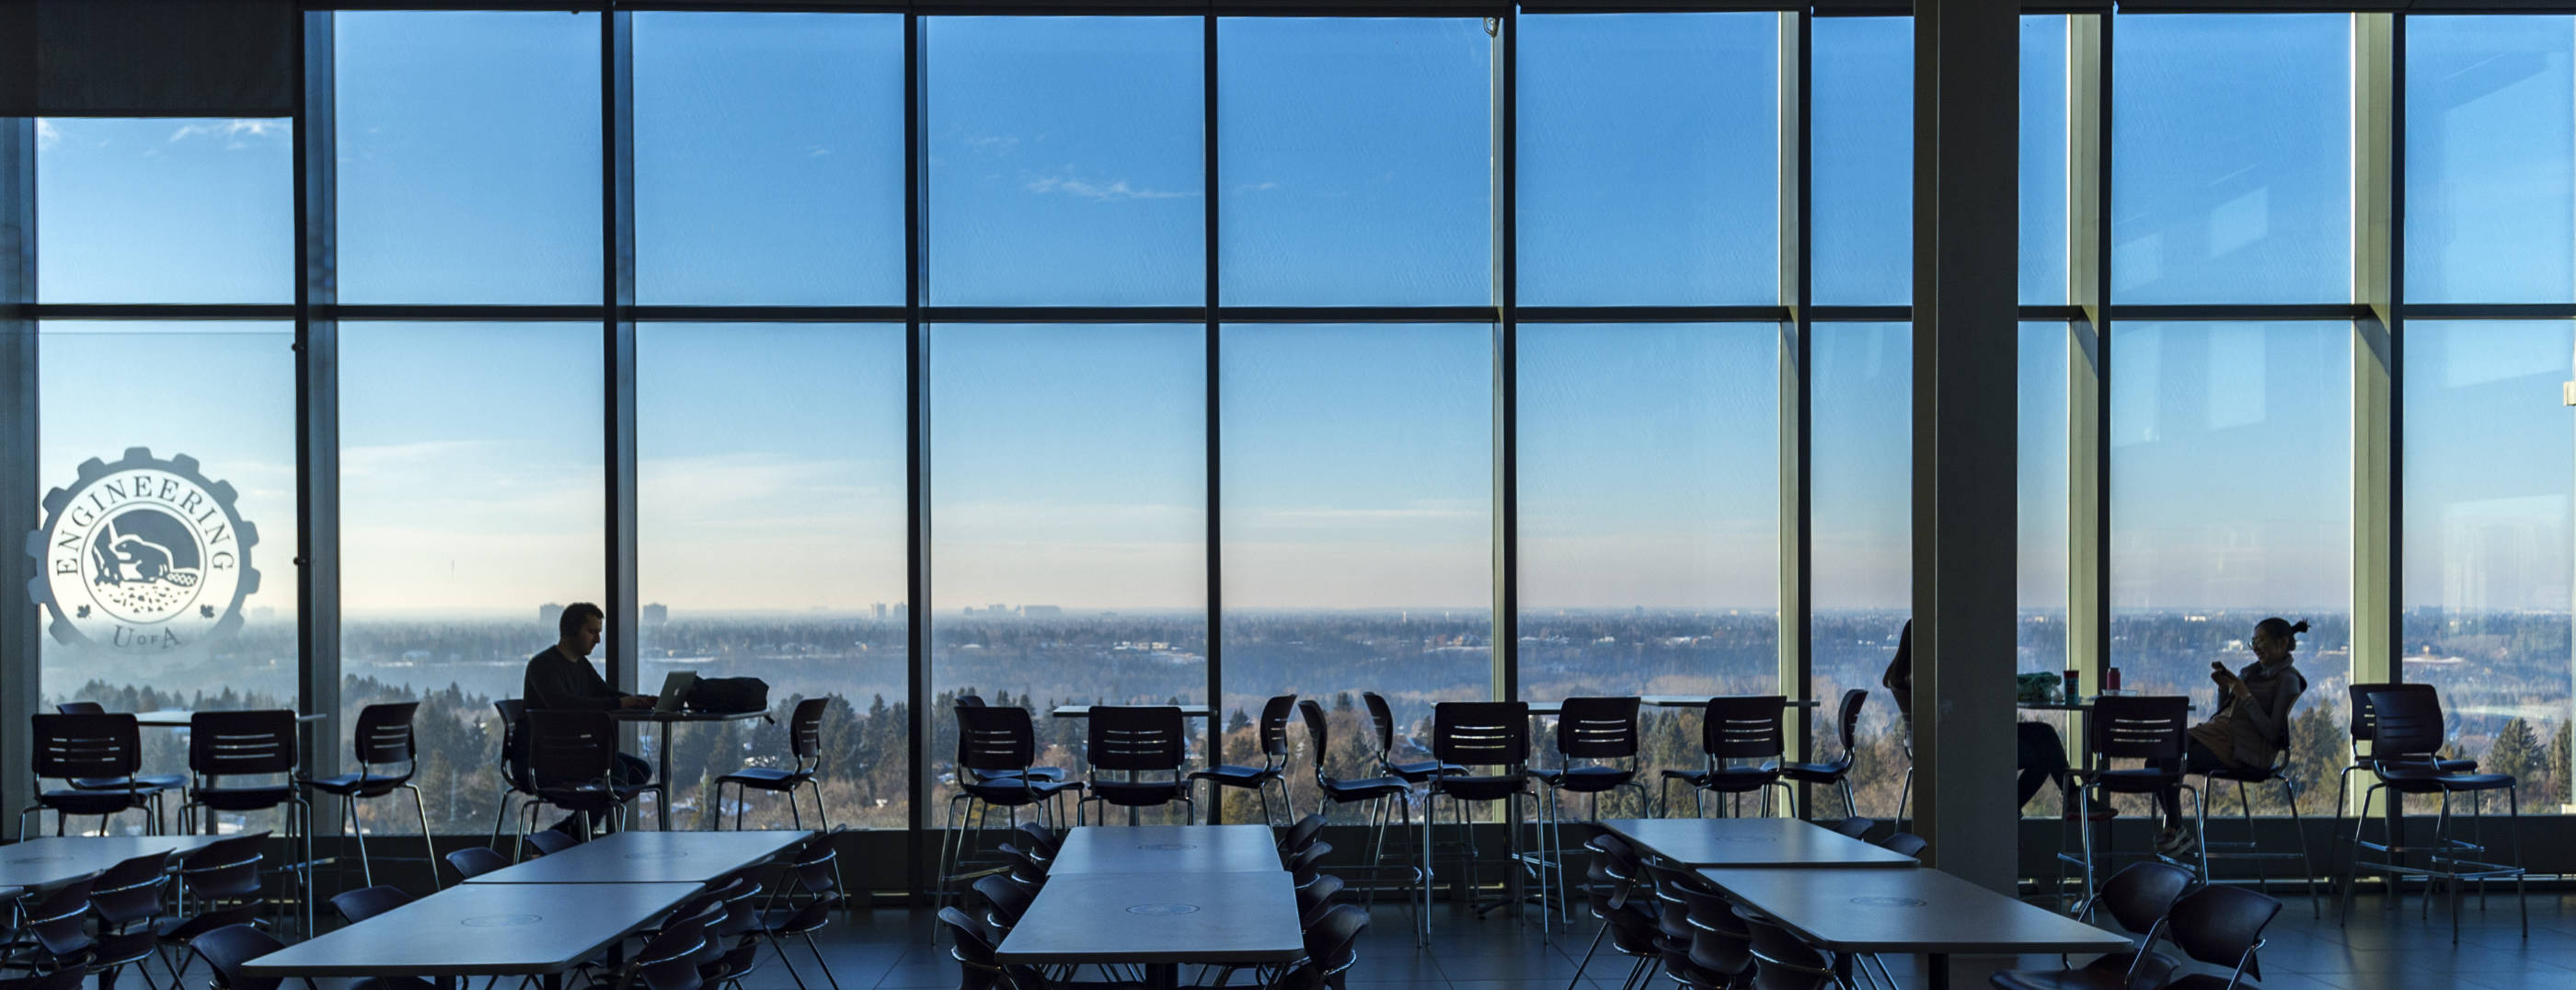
left=1045, top=824, right=1282, bottom=876
left=609, top=708, right=768, bottom=830
left=995, top=870, right=1304, bottom=990
left=1048, top=705, right=1215, bottom=719
left=1526, top=696, right=1823, bottom=716
left=0, top=835, right=225, bottom=892
left=1601, top=817, right=1922, bottom=869
left=1696, top=866, right=2132, bottom=990
left=242, top=881, right=703, bottom=990
left=461, top=828, right=813, bottom=885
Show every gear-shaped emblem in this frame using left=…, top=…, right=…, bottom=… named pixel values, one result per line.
left=24, top=447, right=260, bottom=654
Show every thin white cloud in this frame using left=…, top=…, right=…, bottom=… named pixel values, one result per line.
left=33, top=120, right=58, bottom=151
left=1022, top=174, right=1200, bottom=201
left=960, top=134, right=1020, bottom=153
left=167, top=119, right=289, bottom=149
left=1230, top=181, right=1279, bottom=193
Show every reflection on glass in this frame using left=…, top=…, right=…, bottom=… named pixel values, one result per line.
left=36, top=324, right=300, bottom=836
left=635, top=14, right=904, bottom=305
left=926, top=17, right=1203, bottom=305
left=1811, top=17, right=1911, bottom=306
left=638, top=324, right=909, bottom=828
left=1810, top=321, right=1910, bottom=820
left=1219, top=18, right=1492, bottom=305
left=2403, top=321, right=2574, bottom=806
left=1517, top=14, right=1780, bottom=305
left=36, top=120, right=293, bottom=305
left=339, top=322, right=604, bottom=832
left=1218, top=323, right=1491, bottom=822
left=2406, top=17, right=2576, bottom=305
left=2110, top=320, right=2351, bottom=812
left=335, top=12, right=602, bottom=304
left=2113, top=15, right=2351, bottom=305
left=2021, top=17, right=2070, bottom=305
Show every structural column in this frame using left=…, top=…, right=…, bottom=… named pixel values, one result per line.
left=295, top=9, right=343, bottom=801
left=1, top=115, right=37, bottom=818
left=1909, top=0, right=2018, bottom=895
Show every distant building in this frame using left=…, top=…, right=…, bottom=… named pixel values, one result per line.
left=873, top=602, right=889, bottom=620
left=642, top=603, right=669, bottom=626
left=539, top=603, right=565, bottom=629
left=1023, top=604, right=1063, bottom=617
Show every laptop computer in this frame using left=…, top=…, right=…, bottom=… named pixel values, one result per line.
left=654, top=671, right=700, bottom=714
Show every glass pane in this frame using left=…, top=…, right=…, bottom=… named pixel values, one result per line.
left=2021, top=17, right=2069, bottom=306
left=36, top=119, right=293, bottom=305
left=1219, top=18, right=1492, bottom=305
left=1810, top=320, right=1910, bottom=820
left=1811, top=17, right=1911, bottom=307
left=1517, top=14, right=1780, bottom=305
left=2113, top=15, right=2352, bottom=305
left=34, top=323, right=298, bottom=834
left=339, top=322, right=604, bottom=832
left=638, top=324, right=909, bottom=829
left=926, top=17, right=1203, bottom=305
left=2406, top=17, right=2576, bottom=305
left=336, top=12, right=603, bottom=305
left=2110, top=320, right=2352, bottom=814
left=2020, top=322, right=2071, bottom=674
left=2403, top=320, right=2573, bottom=807
left=1218, top=323, right=1491, bottom=822
left=635, top=14, right=905, bottom=305
left=929, top=324, right=1207, bottom=821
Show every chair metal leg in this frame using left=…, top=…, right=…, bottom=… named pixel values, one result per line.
left=407, top=785, right=442, bottom=891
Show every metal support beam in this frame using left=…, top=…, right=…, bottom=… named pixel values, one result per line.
left=0, top=113, right=38, bottom=823
left=295, top=10, right=345, bottom=810
left=1490, top=11, right=1518, bottom=708
left=2352, top=13, right=2399, bottom=698
left=2066, top=13, right=2106, bottom=699
left=604, top=11, right=639, bottom=703
left=1778, top=8, right=1814, bottom=781
left=1911, top=0, right=2019, bottom=898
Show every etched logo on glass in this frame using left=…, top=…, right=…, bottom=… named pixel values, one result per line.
left=26, top=448, right=259, bottom=654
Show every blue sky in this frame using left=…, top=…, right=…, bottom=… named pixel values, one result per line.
left=29, top=12, right=2576, bottom=623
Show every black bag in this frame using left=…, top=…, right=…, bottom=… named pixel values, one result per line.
left=690, top=677, right=770, bottom=714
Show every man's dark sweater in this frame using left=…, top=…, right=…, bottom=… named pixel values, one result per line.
left=525, top=647, right=623, bottom=711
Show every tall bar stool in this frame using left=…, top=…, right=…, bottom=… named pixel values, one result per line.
left=21, top=712, right=160, bottom=838
left=1656, top=696, right=1791, bottom=819
left=513, top=708, right=635, bottom=848
left=1528, top=696, right=1645, bottom=926
left=716, top=697, right=833, bottom=830
left=55, top=702, right=184, bottom=832
left=1779, top=689, right=1868, bottom=820
left=2340, top=685, right=2524, bottom=941
left=1081, top=706, right=1195, bottom=825
left=2329, top=683, right=2475, bottom=876
left=939, top=703, right=1080, bottom=921
left=2063, top=695, right=2196, bottom=905
left=1296, top=699, right=1413, bottom=913
left=299, top=701, right=440, bottom=891
left=954, top=695, right=1069, bottom=785
left=1363, top=691, right=1462, bottom=785
left=1190, top=694, right=1296, bottom=826
left=2191, top=723, right=2320, bottom=915
left=1419, top=700, right=1534, bottom=940
left=180, top=710, right=311, bottom=923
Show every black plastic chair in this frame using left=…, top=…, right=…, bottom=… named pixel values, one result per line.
left=331, top=884, right=413, bottom=924
left=716, top=696, right=832, bottom=830
left=940, top=704, right=1082, bottom=926
left=1295, top=700, right=1410, bottom=910
left=2191, top=724, right=2319, bottom=915
left=2329, top=684, right=2474, bottom=854
left=1779, top=689, right=1869, bottom=820
left=1676, top=882, right=1755, bottom=990
left=21, top=712, right=161, bottom=838
left=90, top=849, right=176, bottom=989
left=189, top=923, right=320, bottom=990
left=22, top=875, right=98, bottom=976
left=1825, top=816, right=1875, bottom=839
left=444, top=846, right=509, bottom=881
left=1081, top=706, right=1195, bottom=825
left=183, top=709, right=312, bottom=912
left=514, top=708, right=632, bottom=846
left=936, top=905, right=1032, bottom=990
left=1292, top=904, right=1369, bottom=990
left=1297, top=873, right=1346, bottom=932
left=54, top=701, right=184, bottom=830
left=155, top=831, right=271, bottom=980
left=621, top=917, right=708, bottom=990
left=2340, top=685, right=2525, bottom=941
left=1530, top=696, right=1646, bottom=927
left=1877, top=832, right=1928, bottom=859
left=752, top=832, right=845, bottom=990
left=952, top=695, right=1068, bottom=784
left=298, top=701, right=440, bottom=890
left=2065, top=695, right=2196, bottom=904
left=1363, top=691, right=1462, bottom=784
left=1190, top=694, right=1297, bottom=826
left=489, top=699, right=541, bottom=849
left=1657, top=696, right=1792, bottom=819
left=969, top=873, right=1036, bottom=932
left=1743, top=911, right=1840, bottom=990
left=1989, top=860, right=2193, bottom=990
left=1421, top=700, right=1534, bottom=938
left=2144, top=885, right=2281, bottom=990
left=1638, top=860, right=1721, bottom=990
left=1566, top=831, right=1657, bottom=990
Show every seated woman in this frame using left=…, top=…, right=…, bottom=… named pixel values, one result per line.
left=1880, top=619, right=2077, bottom=815
left=2151, top=616, right=2312, bottom=857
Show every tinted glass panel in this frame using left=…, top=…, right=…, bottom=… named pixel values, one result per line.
left=1810, top=321, right=1910, bottom=819
left=1811, top=17, right=1911, bottom=307
left=2406, top=17, right=2576, bottom=305
left=36, top=119, right=292, bottom=305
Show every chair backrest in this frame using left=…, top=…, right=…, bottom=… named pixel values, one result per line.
left=23, top=875, right=95, bottom=957
left=1432, top=701, right=1531, bottom=770
left=331, top=884, right=413, bottom=924
left=1297, top=700, right=1338, bottom=783
left=2360, top=686, right=2447, bottom=760
left=1676, top=885, right=1752, bottom=976
left=189, top=923, right=285, bottom=990
left=788, top=696, right=830, bottom=764
left=445, top=846, right=511, bottom=880
left=1827, top=817, right=1874, bottom=839
left=90, top=850, right=175, bottom=926
left=29, top=712, right=142, bottom=781
left=1012, top=821, right=1059, bottom=858
left=54, top=701, right=105, bottom=716
left=1289, top=841, right=1332, bottom=888
left=2090, top=695, right=2190, bottom=763
left=1282, top=812, right=1327, bottom=857
left=1255, top=694, right=1298, bottom=762
left=1298, top=872, right=1345, bottom=927
left=352, top=701, right=421, bottom=773
left=1302, top=904, right=1369, bottom=980
left=1087, top=706, right=1186, bottom=774
left=955, top=705, right=1038, bottom=774
left=1362, top=691, right=1398, bottom=757
left=1743, top=914, right=1836, bottom=990
left=970, top=873, right=1036, bottom=927
left=525, top=708, right=617, bottom=788
left=190, top=709, right=298, bottom=780
left=633, top=916, right=707, bottom=990
left=179, top=832, right=268, bottom=902
left=2345, top=682, right=2416, bottom=744
left=525, top=827, right=580, bottom=857
left=1557, top=696, right=1642, bottom=761
left=1876, top=832, right=1927, bottom=858
left=1698, top=696, right=1787, bottom=762
left=790, top=832, right=842, bottom=895
left=495, top=698, right=533, bottom=788
left=956, top=694, right=985, bottom=708
left=2092, top=860, right=2195, bottom=939
left=2164, top=884, right=2281, bottom=981
left=937, top=905, right=1006, bottom=974
left=1827, top=688, right=1868, bottom=766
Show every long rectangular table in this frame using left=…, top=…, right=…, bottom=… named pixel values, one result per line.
left=1526, top=696, right=1823, bottom=716
left=462, top=828, right=812, bottom=885
left=607, top=709, right=769, bottom=830
left=1046, top=825, right=1281, bottom=876
left=243, top=881, right=702, bottom=989
left=995, top=870, right=1304, bottom=990
left=0, top=835, right=226, bottom=892
left=1601, top=818, right=1921, bottom=869
left=1696, top=867, right=2131, bottom=990
left=1048, top=705, right=1215, bottom=719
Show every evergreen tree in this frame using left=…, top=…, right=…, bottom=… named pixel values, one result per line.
left=2488, top=717, right=2540, bottom=790
left=2550, top=721, right=2572, bottom=807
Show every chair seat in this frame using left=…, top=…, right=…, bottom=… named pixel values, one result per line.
left=1090, top=780, right=1186, bottom=808
left=960, top=778, right=1081, bottom=806
left=2378, top=768, right=2517, bottom=793
left=1386, top=760, right=1466, bottom=784
left=1321, top=776, right=1410, bottom=803
left=1188, top=766, right=1282, bottom=787
left=1431, top=774, right=1530, bottom=802
left=1777, top=761, right=1852, bottom=785
left=191, top=784, right=296, bottom=812
left=1661, top=767, right=1779, bottom=793
left=39, top=788, right=157, bottom=815
left=73, top=775, right=185, bottom=792
left=300, top=772, right=414, bottom=798
left=2087, top=767, right=2178, bottom=795
left=972, top=766, right=1068, bottom=783
left=1531, top=766, right=1635, bottom=794
left=2199, top=764, right=2280, bottom=784
left=716, top=766, right=812, bottom=791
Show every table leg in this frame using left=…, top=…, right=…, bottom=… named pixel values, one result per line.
left=658, top=720, right=674, bottom=831
left=542, top=974, right=562, bottom=990
left=1144, top=962, right=1178, bottom=990
left=1926, top=952, right=1949, bottom=990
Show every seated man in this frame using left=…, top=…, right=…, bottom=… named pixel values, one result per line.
left=523, top=602, right=655, bottom=833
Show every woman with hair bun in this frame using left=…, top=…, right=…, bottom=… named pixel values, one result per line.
left=2150, top=616, right=2312, bottom=858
